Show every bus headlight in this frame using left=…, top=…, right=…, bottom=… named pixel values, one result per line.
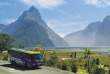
left=32, top=64, right=36, bottom=65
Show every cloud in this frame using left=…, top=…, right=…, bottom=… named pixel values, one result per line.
left=83, top=0, right=110, bottom=7
left=5, top=19, right=16, bottom=24
left=0, top=2, right=11, bottom=6
left=20, top=0, right=65, bottom=9
left=46, top=20, right=89, bottom=37
left=58, top=9, right=82, bottom=19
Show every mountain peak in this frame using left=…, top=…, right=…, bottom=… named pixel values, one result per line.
left=103, top=15, right=110, bottom=22
left=29, top=6, right=38, bottom=11
left=17, top=6, right=41, bottom=22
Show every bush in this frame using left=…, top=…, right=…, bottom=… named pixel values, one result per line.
left=47, top=54, right=58, bottom=67
left=43, top=58, right=48, bottom=66
left=71, top=63, right=78, bottom=73
left=57, top=61, right=62, bottom=69
left=96, top=58, right=100, bottom=65
left=94, top=67, right=106, bottom=74
left=61, top=61, right=68, bottom=70
left=3, top=55, right=8, bottom=60
left=88, top=67, right=94, bottom=74
left=109, top=70, right=110, bottom=74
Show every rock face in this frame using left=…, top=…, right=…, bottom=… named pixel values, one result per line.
left=64, top=21, right=102, bottom=47
left=95, top=16, right=110, bottom=46
left=0, top=24, right=5, bottom=32
left=2, top=6, right=69, bottom=47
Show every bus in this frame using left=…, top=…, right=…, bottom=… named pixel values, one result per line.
left=8, top=48, right=44, bottom=68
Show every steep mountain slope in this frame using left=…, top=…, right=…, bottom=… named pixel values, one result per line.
left=0, top=24, right=5, bottom=32
left=95, top=16, right=110, bottom=46
left=3, top=7, right=54, bottom=47
left=64, top=21, right=102, bottom=47
left=3, top=6, right=69, bottom=47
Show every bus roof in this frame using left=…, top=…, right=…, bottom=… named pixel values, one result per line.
left=10, top=48, right=41, bottom=54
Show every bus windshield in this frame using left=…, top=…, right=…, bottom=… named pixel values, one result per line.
left=30, top=54, right=43, bottom=62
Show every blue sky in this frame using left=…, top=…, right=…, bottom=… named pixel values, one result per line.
left=0, top=0, right=110, bottom=37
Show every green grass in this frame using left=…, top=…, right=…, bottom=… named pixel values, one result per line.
left=0, top=49, right=110, bottom=73
left=77, top=66, right=87, bottom=73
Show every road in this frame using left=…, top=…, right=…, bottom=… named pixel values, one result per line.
left=0, top=60, right=76, bottom=74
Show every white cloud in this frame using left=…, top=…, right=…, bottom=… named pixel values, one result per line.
left=20, top=0, right=65, bottom=9
left=46, top=20, right=90, bottom=37
left=5, top=19, right=16, bottom=24
left=58, top=9, right=82, bottom=19
left=0, top=2, right=11, bottom=6
left=83, top=0, right=110, bottom=7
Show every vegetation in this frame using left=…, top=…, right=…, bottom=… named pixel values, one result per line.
left=74, top=52, right=76, bottom=58
left=70, top=52, right=73, bottom=58
left=41, top=48, right=110, bottom=73
left=12, top=20, right=55, bottom=47
left=71, top=63, right=77, bottom=73
left=33, top=45, right=43, bottom=51
left=0, top=47, right=110, bottom=74
left=0, top=33, right=14, bottom=52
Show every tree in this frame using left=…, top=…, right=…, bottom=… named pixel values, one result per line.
left=71, top=63, right=78, bottom=73
left=84, top=48, right=92, bottom=67
left=0, top=33, right=14, bottom=51
left=74, top=52, right=76, bottom=58
left=18, top=45, right=24, bottom=49
left=70, top=52, right=73, bottom=58
left=96, top=58, right=100, bottom=65
left=33, top=44, right=43, bottom=51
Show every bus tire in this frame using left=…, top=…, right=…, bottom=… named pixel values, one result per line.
left=13, top=61, right=16, bottom=65
left=28, top=64, right=32, bottom=68
left=10, top=60, right=13, bottom=64
left=25, top=63, right=28, bottom=68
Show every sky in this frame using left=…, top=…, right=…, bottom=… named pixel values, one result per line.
left=0, top=0, right=110, bottom=37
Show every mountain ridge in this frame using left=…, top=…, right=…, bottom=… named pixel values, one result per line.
left=2, top=6, right=69, bottom=47
left=64, top=21, right=102, bottom=47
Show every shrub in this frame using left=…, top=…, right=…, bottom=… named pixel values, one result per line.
left=109, top=70, right=110, bottom=74
left=3, top=55, right=8, bottom=60
left=70, top=52, right=73, bottom=58
left=48, top=58, right=55, bottom=67
left=88, top=67, right=94, bottom=74
left=43, top=58, right=48, bottom=66
left=71, top=63, right=78, bottom=73
left=61, top=61, right=68, bottom=70
left=94, top=67, right=106, bottom=74
left=48, top=54, right=58, bottom=67
left=57, top=61, right=62, bottom=69
left=96, top=58, right=100, bottom=65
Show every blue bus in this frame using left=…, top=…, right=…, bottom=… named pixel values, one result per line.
left=8, top=48, right=44, bottom=68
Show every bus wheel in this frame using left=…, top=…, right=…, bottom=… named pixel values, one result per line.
left=13, top=61, right=16, bottom=65
left=11, top=61, right=13, bottom=64
left=28, top=64, right=32, bottom=68
left=25, top=63, right=28, bottom=68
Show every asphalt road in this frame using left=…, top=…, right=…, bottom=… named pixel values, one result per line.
left=0, top=60, right=76, bottom=74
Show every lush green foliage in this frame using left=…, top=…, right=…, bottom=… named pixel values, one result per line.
left=48, top=53, right=58, bottom=67
left=70, top=52, right=73, bottom=57
left=71, top=63, right=78, bottom=73
left=0, top=33, right=14, bottom=51
left=12, top=19, right=55, bottom=47
left=96, top=58, right=100, bottom=65
left=61, top=61, right=68, bottom=70
left=74, top=52, right=76, bottom=58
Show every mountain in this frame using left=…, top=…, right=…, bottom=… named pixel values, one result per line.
left=0, top=24, right=5, bottom=32
left=95, top=16, right=110, bottom=46
left=2, top=6, right=69, bottom=47
left=2, top=6, right=54, bottom=47
left=64, top=21, right=102, bottom=47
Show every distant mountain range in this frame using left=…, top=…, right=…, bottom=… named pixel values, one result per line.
left=1, top=6, right=110, bottom=47
left=64, top=16, right=110, bottom=47
left=0, top=24, right=5, bottom=32
left=1, top=6, right=69, bottom=47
